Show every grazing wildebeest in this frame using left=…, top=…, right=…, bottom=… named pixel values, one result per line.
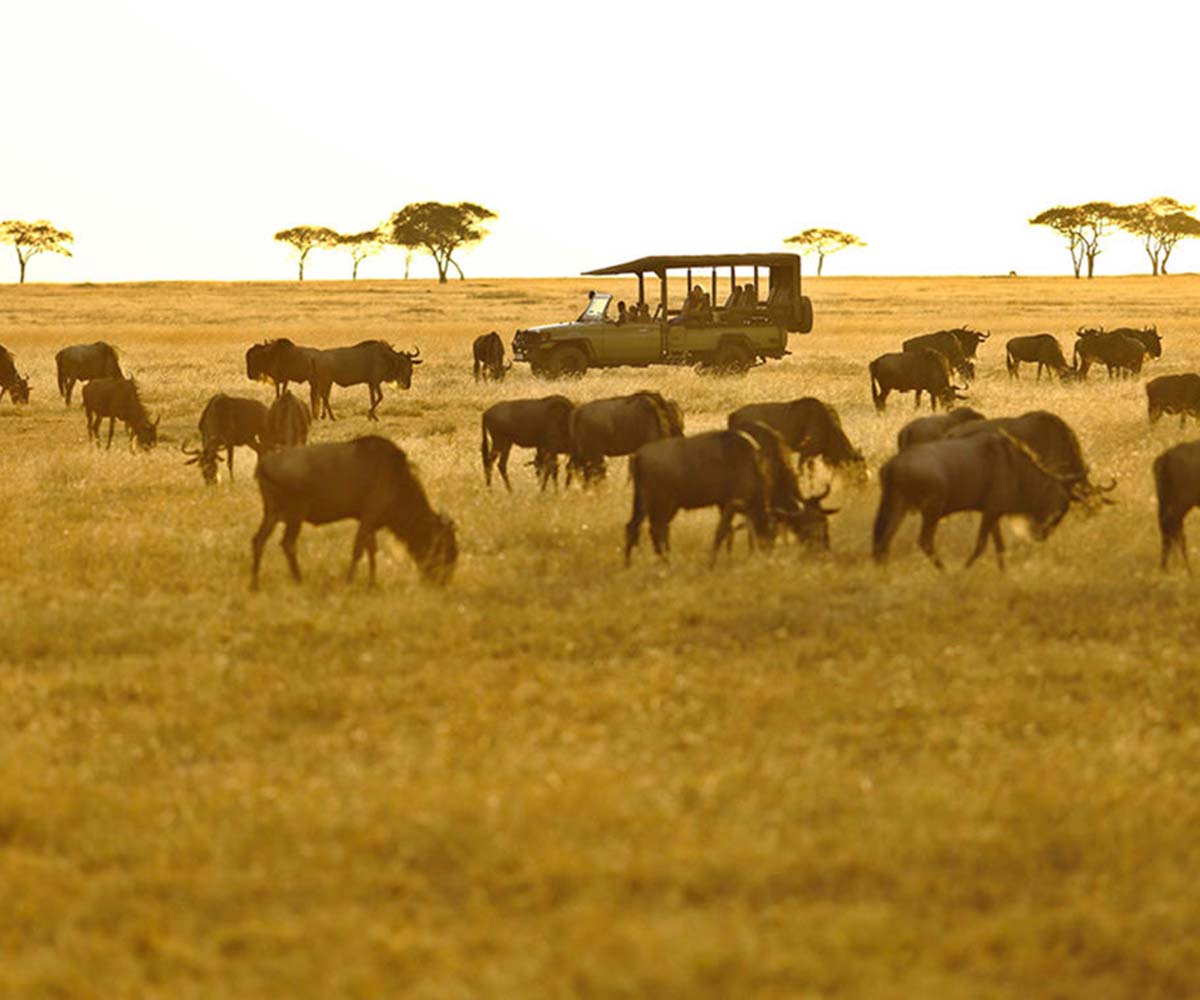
left=902, top=330, right=975, bottom=382
left=481, top=395, right=575, bottom=491
left=1153, top=440, right=1200, bottom=572
left=896, top=408, right=987, bottom=450
left=728, top=398, right=865, bottom=477
left=473, top=331, right=510, bottom=382
left=82, top=378, right=158, bottom=450
left=1146, top=374, right=1200, bottom=426
left=0, top=346, right=30, bottom=404
left=570, top=390, right=684, bottom=484
left=245, top=338, right=322, bottom=400
left=869, top=349, right=965, bottom=412
left=181, top=394, right=269, bottom=484
left=1110, top=325, right=1161, bottom=360
left=1073, top=329, right=1147, bottom=378
left=1005, top=334, right=1072, bottom=380
left=625, top=429, right=775, bottom=565
left=262, top=390, right=312, bottom=449
left=311, top=341, right=420, bottom=421
left=250, top=436, right=457, bottom=588
left=56, top=342, right=123, bottom=405
left=943, top=409, right=1116, bottom=505
left=872, top=431, right=1087, bottom=569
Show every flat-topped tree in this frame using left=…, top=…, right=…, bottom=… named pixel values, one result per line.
left=1029, top=206, right=1087, bottom=278
left=337, top=229, right=385, bottom=280
left=0, top=220, right=73, bottom=284
left=1030, top=202, right=1120, bottom=278
left=274, top=226, right=338, bottom=281
left=387, top=202, right=495, bottom=284
left=1113, top=197, right=1200, bottom=275
left=783, top=228, right=865, bottom=276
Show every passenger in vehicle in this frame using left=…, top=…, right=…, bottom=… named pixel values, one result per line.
left=616, top=301, right=629, bottom=325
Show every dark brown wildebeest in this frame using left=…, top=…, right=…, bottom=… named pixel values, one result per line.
left=943, top=409, right=1116, bottom=505
left=473, top=331, right=509, bottom=382
left=569, top=390, right=684, bottom=484
left=181, top=394, right=269, bottom=484
left=262, top=389, right=312, bottom=449
left=250, top=436, right=457, bottom=588
left=872, top=431, right=1088, bottom=569
left=902, top=330, right=975, bottom=382
left=311, top=341, right=421, bottom=421
left=1110, top=325, right=1161, bottom=360
left=56, top=342, right=123, bottom=405
left=481, top=395, right=575, bottom=491
left=1146, top=374, right=1200, bottom=426
left=82, top=377, right=159, bottom=450
left=245, top=338, right=322, bottom=400
left=625, top=429, right=776, bottom=565
left=869, top=349, right=966, bottom=412
left=727, top=398, right=865, bottom=478
left=896, top=408, right=987, bottom=450
left=1073, top=328, right=1147, bottom=379
left=0, top=346, right=30, bottom=404
left=1153, top=440, right=1200, bottom=572
left=1005, top=334, right=1072, bottom=380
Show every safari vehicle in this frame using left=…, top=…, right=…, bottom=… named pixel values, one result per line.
left=511, top=253, right=814, bottom=377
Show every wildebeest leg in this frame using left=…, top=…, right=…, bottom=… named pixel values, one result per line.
left=227, top=446, right=236, bottom=482
left=497, top=442, right=514, bottom=492
left=106, top=416, right=116, bottom=450
left=250, top=511, right=279, bottom=589
left=1180, top=522, right=1192, bottom=575
left=1036, top=363, right=1042, bottom=381
left=65, top=379, right=75, bottom=406
left=712, top=505, right=738, bottom=566
left=347, top=523, right=378, bottom=585
left=280, top=519, right=303, bottom=582
left=965, top=515, right=1002, bottom=569
left=649, top=514, right=671, bottom=561
left=916, top=512, right=944, bottom=570
left=914, top=390, right=922, bottom=409
left=366, top=383, right=380, bottom=422
left=624, top=479, right=646, bottom=566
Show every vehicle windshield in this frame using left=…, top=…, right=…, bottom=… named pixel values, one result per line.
left=577, top=292, right=613, bottom=322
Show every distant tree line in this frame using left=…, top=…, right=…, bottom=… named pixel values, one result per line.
left=274, top=201, right=496, bottom=283
left=1030, top=198, right=1200, bottom=278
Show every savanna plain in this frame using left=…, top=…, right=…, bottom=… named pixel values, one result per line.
left=2, top=274, right=1199, bottom=998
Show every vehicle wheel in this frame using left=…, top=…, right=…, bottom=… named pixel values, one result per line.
left=548, top=346, right=588, bottom=379
left=712, top=342, right=754, bottom=375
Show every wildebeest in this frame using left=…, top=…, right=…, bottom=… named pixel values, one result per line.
left=481, top=395, right=575, bottom=491
left=896, top=408, right=987, bottom=451
left=250, top=436, right=457, bottom=588
left=473, top=331, right=510, bottom=382
left=1153, top=440, right=1200, bottom=572
left=869, top=349, right=965, bottom=412
left=311, top=341, right=421, bottom=421
left=902, top=330, right=975, bottom=381
left=943, top=409, right=1116, bottom=504
left=1073, top=329, right=1147, bottom=378
left=181, top=394, right=269, bottom=484
left=1146, top=374, right=1200, bottom=426
left=0, top=346, right=30, bottom=404
left=262, top=389, right=312, bottom=449
left=570, top=390, right=684, bottom=484
left=56, top=342, right=123, bottom=405
left=245, top=338, right=322, bottom=399
left=1005, top=334, right=1072, bottom=380
left=1110, top=325, right=1161, bottom=360
left=728, top=398, right=865, bottom=477
left=82, top=377, right=159, bottom=450
left=625, top=429, right=775, bottom=565
left=872, top=431, right=1087, bottom=569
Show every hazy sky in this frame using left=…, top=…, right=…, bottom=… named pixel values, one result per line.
left=7, top=1, right=1199, bottom=282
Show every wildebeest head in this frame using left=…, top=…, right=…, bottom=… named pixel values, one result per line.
left=407, top=510, right=457, bottom=586
left=1142, top=325, right=1162, bottom=358
left=134, top=414, right=160, bottom=451
left=392, top=345, right=422, bottom=389
left=10, top=373, right=30, bottom=404
left=777, top=483, right=839, bottom=550
left=181, top=440, right=220, bottom=484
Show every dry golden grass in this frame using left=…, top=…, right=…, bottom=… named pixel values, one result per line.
left=1, top=274, right=1199, bottom=997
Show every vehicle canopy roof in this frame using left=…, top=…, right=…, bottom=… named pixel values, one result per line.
left=583, top=253, right=802, bottom=276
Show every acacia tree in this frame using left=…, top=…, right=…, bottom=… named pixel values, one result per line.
left=1029, top=206, right=1086, bottom=278
left=387, top=201, right=496, bottom=283
left=337, top=229, right=385, bottom=280
left=274, top=226, right=338, bottom=281
left=1113, top=197, right=1200, bottom=275
left=783, top=228, right=866, bottom=276
left=1030, top=202, right=1119, bottom=278
left=0, top=220, right=73, bottom=284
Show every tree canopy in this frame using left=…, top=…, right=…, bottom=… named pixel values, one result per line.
left=387, top=202, right=496, bottom=283
left=336, top=229, right=385, bottom=280
left=274, top=226, right=339, bottom=281
left=1112, top=197, right=1200, bottom=275
left=0, top=220, right=73, bottom=284
left=782, top=228, right=865, bottom=276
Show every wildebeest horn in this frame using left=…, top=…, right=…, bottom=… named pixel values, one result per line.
left=410, top=346, right=421, bottom=358
left=180, top=439, right=200, bottom=456
left=804, top=483, right=832, bottom=503
left=1091, top=477, right=1117, bottom=494
left=819, top=506, right=840, bottom=516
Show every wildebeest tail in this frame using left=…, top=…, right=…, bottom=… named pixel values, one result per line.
left=871, top=463, right=902, bottom=562
left=56, top=354, right=67, bottom=400
left=868, top=360, right=882, bottom=411
left=480, top=414, right=492, bottom=472
left=1153, top=452, right=1173, bottom=535
left=1005, top=343, right=1017, bottom=375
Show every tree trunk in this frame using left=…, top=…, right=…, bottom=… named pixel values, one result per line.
left=1086, top=252, right=1097, bottom=279
left=404, top=252, right=412, bottom=280
left=352, top=258, right=359, bottom=281
left=1162, top=245, right=1173, bottom=276
left=816, top=253, right=824, bottom=277
left=298, top=250, right=307, bottom=282
left=18, top=254, right=26, bottom=285
left=450, top=257, right=465, bottom=281
left=1069, top=245, right=1082, bottom=278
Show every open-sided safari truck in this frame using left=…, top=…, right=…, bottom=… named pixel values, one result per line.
left=512, top=253, right=814, bottom=377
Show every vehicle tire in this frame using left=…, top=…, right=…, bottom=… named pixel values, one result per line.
left=547, top=345, right=588, bottom=379
left=712, top=342, right=754, bottom=375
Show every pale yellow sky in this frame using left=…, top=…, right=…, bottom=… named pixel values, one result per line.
left=6, top=0, right=1199, bottom=282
